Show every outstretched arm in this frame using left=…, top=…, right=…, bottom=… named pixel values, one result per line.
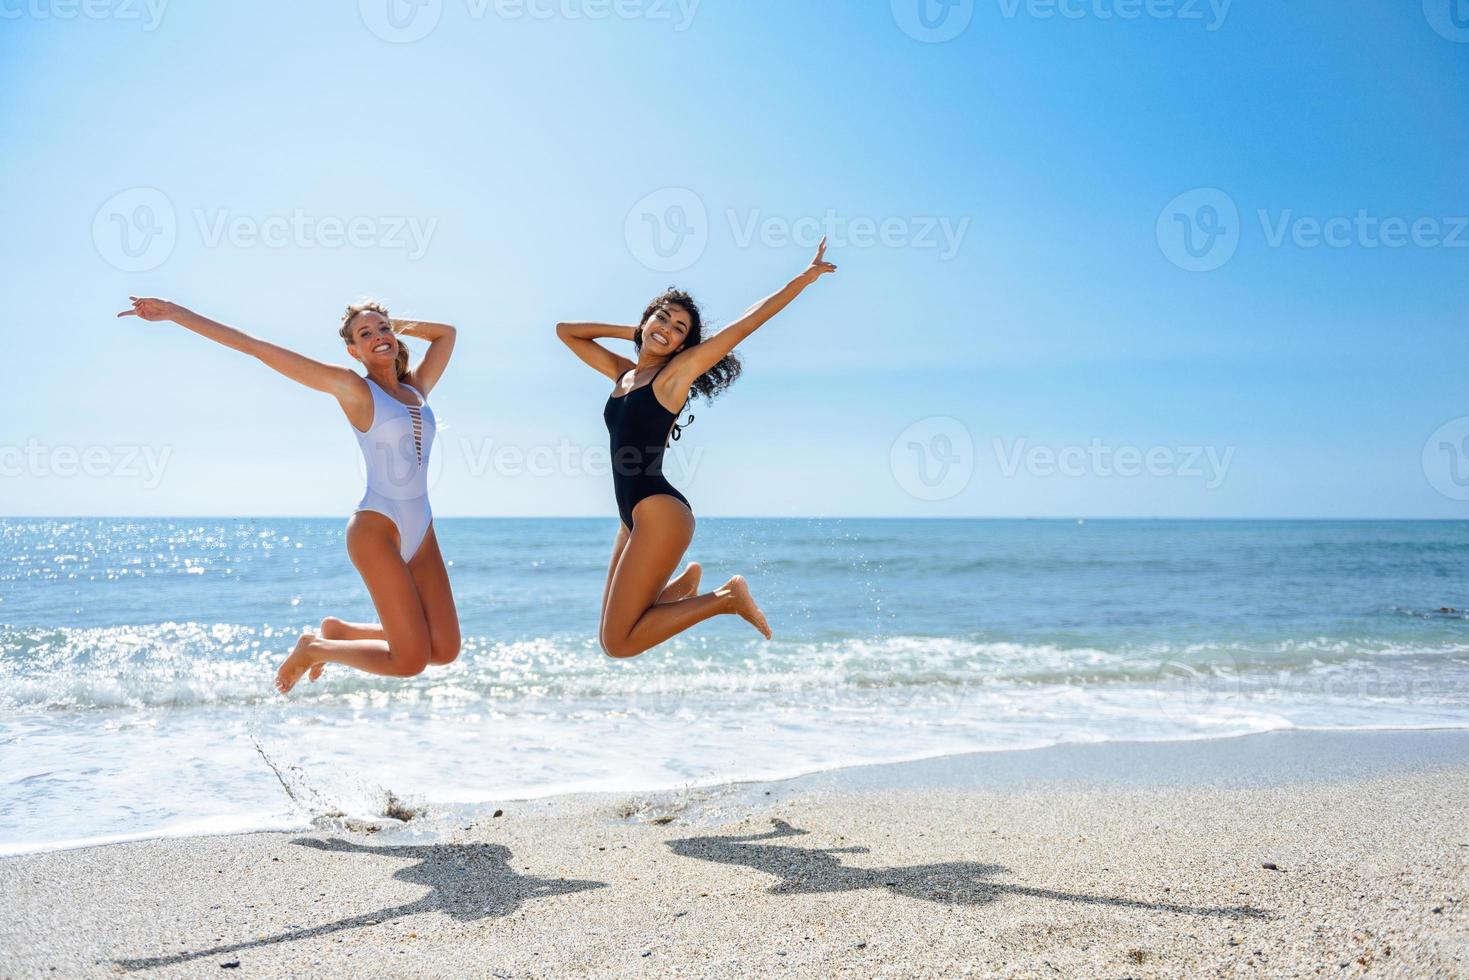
left=118, top=297, right=363, bottom=400
left=396, top=318, right=456, bottom=396
left=666, top=238, right=837, bottom=389
left=556, top=321, right=638, bottom=382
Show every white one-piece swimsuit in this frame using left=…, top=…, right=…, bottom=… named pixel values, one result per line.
left=353, top=377, right=437, bottom=561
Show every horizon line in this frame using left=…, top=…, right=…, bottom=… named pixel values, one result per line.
left=3, top=515, right=1466, bottom=523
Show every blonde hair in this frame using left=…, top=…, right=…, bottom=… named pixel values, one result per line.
left=339, top=299, right=409, bottom=379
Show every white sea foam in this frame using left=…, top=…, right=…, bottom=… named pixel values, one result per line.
left=6, top=625, right=1466, bottom=713
left=5, top=516, right=1468, bottom=854
left=4, top=626, right=1468, bottom=855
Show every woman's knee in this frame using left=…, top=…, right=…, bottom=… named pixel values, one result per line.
left=599, top=629, right=640, bottom=660
left=386, top=633, right=432, bottom=676
left=394, top=651, right=431, bottom=676
left=428, top=630, right=461, bottom=666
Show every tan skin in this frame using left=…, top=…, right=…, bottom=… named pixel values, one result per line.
left=117, top=297, right=461, bottom=693
left=557, top=238, right=838, bottom=658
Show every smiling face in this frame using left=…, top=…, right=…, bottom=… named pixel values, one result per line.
left=640, top=302, right=692, bottom=357
left=344, top=310, right=399, bottom=368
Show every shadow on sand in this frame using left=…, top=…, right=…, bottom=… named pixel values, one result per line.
left=668, top=819, right=1268, bottom=919
left=115, top=837, right=606, bottom=972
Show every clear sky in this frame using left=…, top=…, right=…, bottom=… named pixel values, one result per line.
left=2, top=0, right=1467, bottom=518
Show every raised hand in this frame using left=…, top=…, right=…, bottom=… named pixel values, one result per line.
left=801, top=237, right=838, bottom=282
left=116, top=296, right=183, bottom=321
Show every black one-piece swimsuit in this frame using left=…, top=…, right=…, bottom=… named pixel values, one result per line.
left=603, top=367, right=691, bottom=531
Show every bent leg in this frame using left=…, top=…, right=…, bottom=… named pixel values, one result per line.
left=599, top=522, right=631, bottom=626
left=320, top=618, right=382, bottom=641
left=275, top=512, right=432, bottom=693
left=408, top=524, right=460, bottom=666
left=657, top=561, right=701, bottom=604
left=601, top=523, right=696, bottom=616
left=313, top=526, right=459, bottom=675
left=599, top=496, right=770, bottom=659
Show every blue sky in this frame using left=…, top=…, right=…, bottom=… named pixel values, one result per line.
left=2, top=0, right=1467, bottom=517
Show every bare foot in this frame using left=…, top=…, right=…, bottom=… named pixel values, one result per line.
left=310, top=617, right=351, bottom=683
left=657, top=562, right=702, bottom=603
left=275, top=634, right=322, bottom=695
left=721, top=575, right=772, bottom=640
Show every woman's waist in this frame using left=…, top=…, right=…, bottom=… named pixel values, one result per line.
left=609, top=450, right=671, bottom=480
left=358, top=480, right=432, bottom=503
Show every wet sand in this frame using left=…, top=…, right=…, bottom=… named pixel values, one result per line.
left=2, top=730, right=1467, bottom=977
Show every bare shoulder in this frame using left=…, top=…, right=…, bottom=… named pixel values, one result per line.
left=662, top=349, right=705, bottom=390
left=336, top=370, right=374, bottom=406
left=341, top=368, right=373, bottom=395
left=604, top=352, right=637, bottom=381
left=606, top=364, right=634, bottom=394
left=338, top=372, right=376, bottom=431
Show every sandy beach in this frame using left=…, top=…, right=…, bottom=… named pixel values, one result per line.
left=3, top=729, right=1467, bottom=978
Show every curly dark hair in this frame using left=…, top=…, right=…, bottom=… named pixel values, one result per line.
left=633, top=288, right=742, bottom=439
left=637, top=283, right=740, bottom=387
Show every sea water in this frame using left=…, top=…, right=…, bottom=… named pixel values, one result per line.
left=2, top=518, right=1467, bottom=853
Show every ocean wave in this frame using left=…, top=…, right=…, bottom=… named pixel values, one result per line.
left=4, top=623, right=1468, bottom=713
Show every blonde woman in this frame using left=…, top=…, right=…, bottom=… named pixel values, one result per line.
left=118, top=297, right=460, bottom=693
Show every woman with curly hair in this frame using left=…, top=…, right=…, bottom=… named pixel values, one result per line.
left=557, top=239, right=837, bottom=658
left=117, top=296, right=461, bottom=693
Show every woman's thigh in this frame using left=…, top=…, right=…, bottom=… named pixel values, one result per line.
left=346, top=511, right=431, bottom=659
left=600, top=496, right=694, bottom=642
left=600, top=522, right=631, bottom=622
left=408, top=523, right=460, bottom=664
